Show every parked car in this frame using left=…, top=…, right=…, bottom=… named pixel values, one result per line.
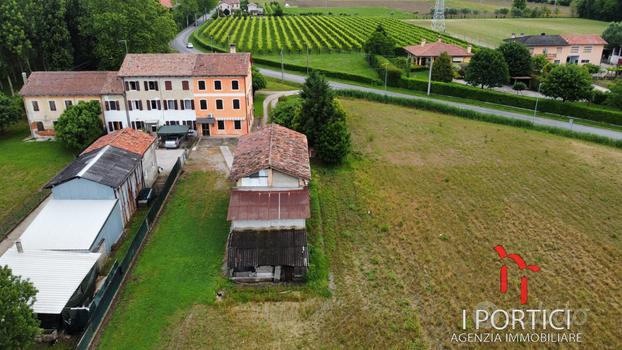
left=164, top=137, right=181, bottom=149
left=186, top=42, right=194, bottom=49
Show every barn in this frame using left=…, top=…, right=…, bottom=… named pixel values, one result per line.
left=45, top=144, right=144, bottom=224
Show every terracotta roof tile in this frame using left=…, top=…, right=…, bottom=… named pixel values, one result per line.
left=560, top=34, right=607, bottom=45
left=118, top=53, right=251, bottom=77
left=404, top=42, right=472, bottom=57
left=81, top=128, right=156, bottom=156
left=229, top=124, right=311, bottom=181
left=19, top=71, right=123, bottom=97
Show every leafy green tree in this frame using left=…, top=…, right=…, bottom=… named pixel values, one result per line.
left=272, top=2, right=283, bottom=16
left=316, top=111, right=351, bottom=165
left=0, top=266, right=39, bottom=350
left=270, top=97, right=302, bottom=131
left=300, top=71, right=337, bottom=146
left=0, top=0, right=30, bottom=80
left=498, top=41, right=532, bottom=77
left=531, top=54, right=549, bottom=73
left=465, top=48, right=510, bottom=88
left=0, top=94, right=24, bottom=133
left=606, top=79, right=622, bottom=108
left=363, top=25, right=396, bottom=58
left=55, top=101, right=104, bottom=151
left=512, top=0, right=527, bottom=10
left=540, top=64, right=593, bottom=102
left=602, top=22, right=622, bottom=49
left=252, top=66, right=267, bottom=95
left=575, top=0, right=621, bottom=21
left=431, top=52, right=453, bottom=82
left=82, top=0, right=177, bottom=69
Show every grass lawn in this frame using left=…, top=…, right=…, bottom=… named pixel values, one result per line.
left=96, top=98, right=621, bottom=349
left=407, top=18, right=609, bottom=47
left=264, top=76, right=302, bottom=91
left=0, top=122, right=73, bottom=231
left=284, top=6, right=416, bottom=18
left=256, top=52, right=378, bottom=80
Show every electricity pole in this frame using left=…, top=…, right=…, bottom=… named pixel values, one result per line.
left=427, top=58, right=434, bottom=95
left=280, top=48, right=284, bottom=81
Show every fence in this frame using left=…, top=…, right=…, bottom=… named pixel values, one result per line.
left=76, top=157, right=183, bottom=350
left=0, top=190, right=50, bottom=241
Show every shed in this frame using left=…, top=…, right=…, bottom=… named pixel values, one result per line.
left=0, top=248, right=100, bottom=330
left=19, top=199, right=123, bottom=254
left=227, top=188, right=310, bottom=230
left=46, top=145, right=144, bottom=224
left=227, top=229, right=308, bottom=282
left=157, top=124, right=189, bottom=138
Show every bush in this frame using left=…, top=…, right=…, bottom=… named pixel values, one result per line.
left=270, top=97, right=302, bottom=130
left=370, top=55, right=402, bottom=86
left=431, top=52, right=453, bottom=83
left=513, top=81, right=527, bottom=91
left=541, top=64, right=593, bottom=102
left=55, top=101, right=104, bottom=152
left=607, top=80, right=622, bottom=108
left=583, top=63, right=600, bottom=74
left=590, top=90, right=609, bottom=105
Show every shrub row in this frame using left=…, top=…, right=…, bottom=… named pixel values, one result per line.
left=397, top=77, right=622, bottom=125
left=369, top=55, right=402, bottom=86
left=335, top=89, right=622, bottom=149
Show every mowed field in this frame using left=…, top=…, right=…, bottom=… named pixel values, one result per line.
left=408, top=18, right=609, bottom=47
left=0, top=123, right=72, bottom=230
left=97, top=98, right=621, bottom=349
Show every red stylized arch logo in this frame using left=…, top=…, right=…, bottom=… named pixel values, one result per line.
left=494, top=245, right=541, bottom=304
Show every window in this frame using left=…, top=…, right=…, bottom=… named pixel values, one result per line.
left=32, top=101, right=39, bottom=112
left=148, top=99, right=161, bottom=110
left=127, top=81, right=140, bottom=91
left=214, top=80, right=222, bottom=90
left=198, top=80, right=206, bottom=90
left=232, top=99, right=240, bottom=109
left=107, top=121, right=123, bottom=131
left=249, top=170, right=268, bottom=178
left=36, top=121, right=44, bottom=131
left=571, top=46, right=579, bottom=53
left=165, top=81, right=172, bottom=90
left=234, top=120, right=241, bottom=130
left=49, top=101, right=56, bottom=111
left=232, top=80, right=239, bottom=90
left=183, top=120, right=196, bottom=130
left=131, top=121, right=145, bottom=130
left=200, top=99, right=207, bottom=110
left=182, top=80, right=190, bottom=90
left=165, top=121, right=180, bottom=126
left=529, top=48, right=534, bottom=55
left=554, top=60, right=560, bottom=64
left=145, top=81, right=159, bottom=91
left=216, top=99, right=224, bottom=110
left=184, top=99, right=193, bottom=110
left=217, top=120, right=225, bottom=130
left=65, top=100, right=73, bottom=108
left=167, top=100, right=177, bottom=110
left=581, top=59, right=590, bottom=63
left=128, top=100, right=143, bottom=111
left=110, top=101, right=120, bottom=110
left=583, top=46, right=592, bottom=53
left=542, top=48, right=548, bottom=54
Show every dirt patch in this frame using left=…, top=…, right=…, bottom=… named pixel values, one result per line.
left=185, top=138, right=237, bottom=176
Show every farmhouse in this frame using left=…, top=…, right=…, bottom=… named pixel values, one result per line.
left=217, top=0, right=240, bottom=15
left=18, top=199, right=123, bottom=254
left=226, top=124, right=311, bottom=282
left=0, top=248, right=100, bottom=330
left=404, top=40, right=473, bottom=65
left=247, top=3, right=264, bottom=15
left=46, top=145, right=144, bottom=225
left=20, top=52, right=254, bottom=139
left=504, top=33, right=607, bottom=65
left=82, top=128, right=159, bottom=187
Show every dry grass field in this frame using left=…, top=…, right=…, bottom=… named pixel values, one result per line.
left=98, top=99, right=622, bottom=349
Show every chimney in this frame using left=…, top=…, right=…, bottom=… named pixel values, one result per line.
left=21, top=72, right=28, bottom=85
left=421, top=39, right=426, bottom=46
left=520, top=33, right=525, bottom=37
left=16, top=240, right=23, bottom=253
left=229, top=43, right=236, bottom=53
left=467, top=45, right=472, bottom=53
left=511, top=33, right=516, bottom=39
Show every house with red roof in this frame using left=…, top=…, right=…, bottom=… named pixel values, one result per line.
left=404, top=39, right=473, bottom=66
left=226, top=124, right=311, bottom=282
left=82, top=128, right=159, bottom=187
left=504, top=33, right=607, bottom=65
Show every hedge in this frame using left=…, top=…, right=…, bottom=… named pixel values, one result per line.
left=397, top=77, right=622, bottom=125
left=369, top=55, right=402, bottom=86
left=335, top=89, right=622, bottom=149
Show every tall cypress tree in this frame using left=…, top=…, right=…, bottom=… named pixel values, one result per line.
left=300, top=71, right=337, bottom=146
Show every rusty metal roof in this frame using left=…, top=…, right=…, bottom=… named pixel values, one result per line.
left=227, top=189, right=310, bottom=221
left=227, top=229, right=307, bottom=269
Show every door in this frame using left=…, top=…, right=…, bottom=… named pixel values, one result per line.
left=201, top=124, right=210, bottom=136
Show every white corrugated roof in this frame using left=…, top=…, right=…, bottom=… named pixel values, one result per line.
left=20, top=199, right=117, bottom=251
left=0, top=249, right=100, bottom=314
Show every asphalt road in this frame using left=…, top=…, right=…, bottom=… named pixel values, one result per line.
left=171, top=23, right=622, bottom=141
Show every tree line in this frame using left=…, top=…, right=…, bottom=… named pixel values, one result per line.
left=575, top=0, right=622, bottom=21
left=0, top=0, right=179, bottom=93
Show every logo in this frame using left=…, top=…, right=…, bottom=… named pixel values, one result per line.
left=494, top=245, right=540, bottom=304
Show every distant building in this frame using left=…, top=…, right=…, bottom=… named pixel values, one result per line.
left=20, top=52, right=254, bottom=139
left=404, top=39, right=473, bottom=66
left=504, top=33, right=607, bottom=65
left=217, top=0, right=240, bottom=15
left=45, top=145, right=144, bottom=225
left=226, top=124, right=311, bottom=282
left=247, top=3, right=264, bottom=15
left=82, top=128, right=159, bottom=187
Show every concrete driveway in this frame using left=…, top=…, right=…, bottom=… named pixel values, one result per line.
left=156, top=148, right=185, bottom=174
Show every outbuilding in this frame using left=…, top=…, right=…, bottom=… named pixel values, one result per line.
left=46, top=145, right=144, bottom=224
left=0, top=248, right=100, bottom=330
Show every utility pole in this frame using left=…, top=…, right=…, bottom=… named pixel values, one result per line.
left=306, top=46, right=310, bottom=75
left=533, top=78, right=542, bottom=122
left=384, top=63, right=388, bottom=91
left=427, top=58, right=434, bottom=95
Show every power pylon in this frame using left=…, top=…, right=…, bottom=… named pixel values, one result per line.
left=432, top=0, right=446, bottom=33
